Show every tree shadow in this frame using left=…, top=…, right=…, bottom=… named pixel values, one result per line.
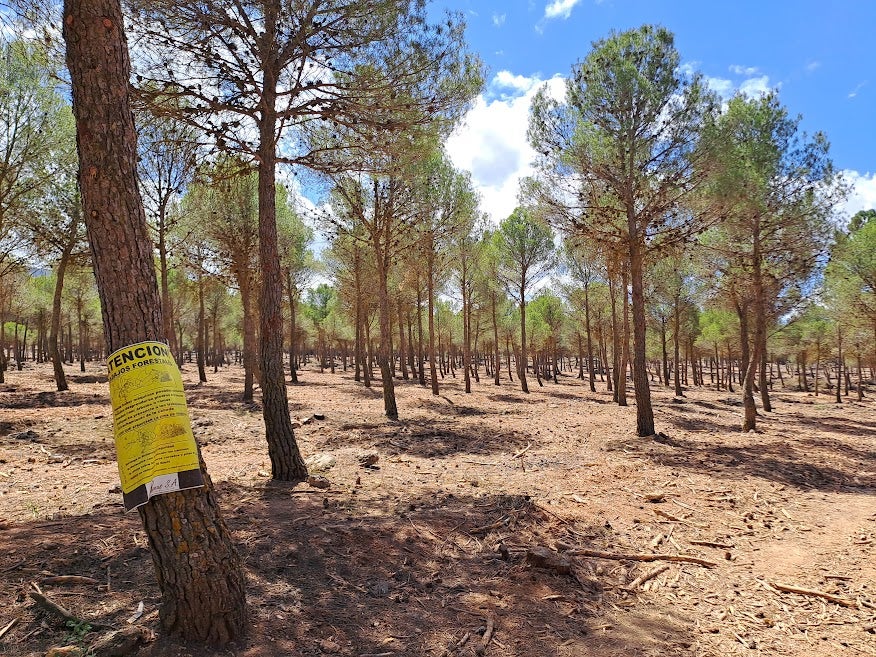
left=487, top=393, right=530, bottom=404
left=0, top=391, right=106, bottom=409
left=182, top=385, right=306, bottom=414
left=628, top=432, right=876, bottom=493
left=327, top=418, right=528, bottom=459
left=790, top=413, right=876, bottom=438
left=0, top=483, right=697, bottom=657
left=233, top=483, right=696, bottom=657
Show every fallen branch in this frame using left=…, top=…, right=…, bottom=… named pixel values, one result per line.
left=442, top=630, right=470, bottom=656
left=689, top=540, right=734, bottom=549
left=476, top=616, right=495, bottom=655
left=0, top=560, right=25, bottom=573
left=469, top=516, right=509, bottom=534
left=41, top=576, right=100, bottom=586
left=0, top=617, right=19, bottom=641
left=570, top=549, right=717, bottom=568
left=512, top=443, right=532, bottom=459
left=624, top=564, right=670, bottom=590
left=29, top=589, right=104, bottom=629
left=654, top=508, right=707, bottom=528
left=770, top=582, right=858, bottom=608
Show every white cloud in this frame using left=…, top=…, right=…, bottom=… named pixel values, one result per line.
left=492, top=13, right=506, bottom=27
left=738, top=75, right=774, bottom=98
left=841, top=170, right=876, bottom=219
left=848, top=81, right=867, bottom=98
left=705, top=76, right=734, bottom=97
left=805, top=61, right=821, bottom=73
left=446, top=75, right=566, bottom=225
left=729, top=64, right=759, bottom=76
left=493, top=70, right=541, bottom=95
left=544, top=0, right=582, bottom=20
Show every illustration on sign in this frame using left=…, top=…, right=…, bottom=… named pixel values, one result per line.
left=107, top=341, right=204, bottom=511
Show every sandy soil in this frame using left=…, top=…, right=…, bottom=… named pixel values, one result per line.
left=0, top=360, right=874, bottom=657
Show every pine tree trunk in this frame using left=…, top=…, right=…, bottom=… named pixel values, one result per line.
left=157, top=206, right=178, bottom=361
left=618, top=262, right=630, bottom=407
left=287, top=272, right=298, bottom=384
left=239, top=266, right=256, bottom=400
left=518, top=285, right=529, bottom=393
left=427, top=247, right=439, bottom=395
left=491, top=293, right=501, bottom=386
left=673, top=299, right=683, bottom=397
left=256, top=53, right=307, bottom=481
left=50, top=240, right=75, bottom=392
left=584, top=285, right=596, bottom=392
left=628, top=238, right=653, bottom=435
left=398, top=302, right=408, bottom=380
left=63, top=0, right=246, bottom=643
left=196, top=274, right=207, bottom=383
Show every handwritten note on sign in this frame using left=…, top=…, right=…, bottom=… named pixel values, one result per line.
left=107, top=341, right=203, bottom=511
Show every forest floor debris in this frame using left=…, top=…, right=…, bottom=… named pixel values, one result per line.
left=0, top=362, right=874, bottom=656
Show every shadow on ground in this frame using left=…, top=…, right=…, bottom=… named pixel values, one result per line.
left=0, top=484, right=698, bottom=657
left=329, top=417, right=530, bottom=459
left=626, top=431, right=876, bottom=493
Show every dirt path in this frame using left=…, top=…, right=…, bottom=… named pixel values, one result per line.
left=1, top=362, right=874, bottom=656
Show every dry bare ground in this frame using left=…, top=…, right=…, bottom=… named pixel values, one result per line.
left=0, top=361, right=874, bottom=657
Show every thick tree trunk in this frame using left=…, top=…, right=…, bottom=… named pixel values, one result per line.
left=628, top=239, right=653, bottom=436
left=63, top=0, right=245, bottom=644
left=256, top=57, right=307, bottom=481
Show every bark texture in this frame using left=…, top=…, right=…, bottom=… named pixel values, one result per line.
left=257, top=76, right=307, bottom=481
left=63, top=0, right=246, bottom=644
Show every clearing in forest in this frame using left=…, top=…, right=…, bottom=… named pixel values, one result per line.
left=0, top=362, right=874, bottom=657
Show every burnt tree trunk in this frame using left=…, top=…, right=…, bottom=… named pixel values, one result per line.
left=63, top=0, right=246, bottom=644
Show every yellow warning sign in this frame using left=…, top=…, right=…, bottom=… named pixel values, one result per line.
left=107, top=341, right=203, bottom=510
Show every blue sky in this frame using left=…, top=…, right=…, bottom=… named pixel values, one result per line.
left=436, top=0, right=876, bottom=224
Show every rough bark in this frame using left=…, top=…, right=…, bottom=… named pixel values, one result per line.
left=62, top=0, right=246, bottom=644
left=629, top=239, right=654, bottom=436
left=256, top=32, right=307, bottom=481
